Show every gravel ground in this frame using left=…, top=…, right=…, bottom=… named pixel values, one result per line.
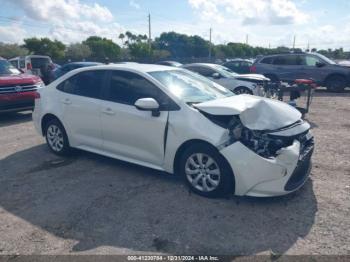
left=0, top=90, right=349, bottom=256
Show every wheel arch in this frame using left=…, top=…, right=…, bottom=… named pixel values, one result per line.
left=41, top=113, right=64, bottom=136
left=173, top=139, right=235, bottom=189
left=324, top=73, right=347, bottom=84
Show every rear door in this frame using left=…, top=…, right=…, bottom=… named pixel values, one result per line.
left=56, top=70, right=106, bottom=149
left=271, top=55, right=304, bottom=82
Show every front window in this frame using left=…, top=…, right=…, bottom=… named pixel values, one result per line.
left=149, top=69, right=233, bottom=104
left=0, top=60, right=21, bottom=75
left=305, top=55, right=322, bottom=66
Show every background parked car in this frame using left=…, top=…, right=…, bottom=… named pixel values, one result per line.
left=0, top=58, right=44, bottom=113
left=222, top=59, right=253, bottom=74
left=9, top=55, right=53, bottom=85
left=252, top=52, right=350, bottom=92
left=182, top=63, right=268, bottom=95
left=51, top=62, right=102, bottom=81
left=156, top=61, right=183, bottom=67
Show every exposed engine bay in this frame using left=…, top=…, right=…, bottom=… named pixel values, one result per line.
left=202, top=112, right=313, bottom=159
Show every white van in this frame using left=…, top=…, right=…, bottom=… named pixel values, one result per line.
left=9, top=55, right=53, bottom=76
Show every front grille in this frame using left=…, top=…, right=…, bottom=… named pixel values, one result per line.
left=0, top=84, right=39, bottom=94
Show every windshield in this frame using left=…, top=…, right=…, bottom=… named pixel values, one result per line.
left=150, top=69, right=233, bottom=103
left=211, top=64, right=239, bottom=77
left=0, top=60, right=21, bottom=75
left=315, top=53, right=336, bottom=65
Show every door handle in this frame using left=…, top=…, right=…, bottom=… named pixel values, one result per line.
left=61, top=98, right=72, bottom=105
left=102, top=107, right=115, bottom=115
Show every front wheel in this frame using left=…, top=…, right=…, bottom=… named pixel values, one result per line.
left=234, top=86, right=253, bottom=95
left=45, top=119, right=71, bottom=156
left=179, top=144, right=234, bottom=198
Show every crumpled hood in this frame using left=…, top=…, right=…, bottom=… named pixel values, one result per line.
left=195, top=95, right=302, bottom=131
left=233, top=74, right=270, bottom=83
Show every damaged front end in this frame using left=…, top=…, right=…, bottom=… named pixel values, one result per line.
left=201, top=112, right=314, bottom=196
left=222, top=116, right=313, bottom=159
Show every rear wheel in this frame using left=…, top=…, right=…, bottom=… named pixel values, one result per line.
left=326, top=75, right=346, bottom=92
left=234, top=86, right=253, bottom=95
left=179, top=143, right=234, bottom=198
left=44, top=119, right=70, bottom=156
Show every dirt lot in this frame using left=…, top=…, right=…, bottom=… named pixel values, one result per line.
left=0, top=90, right=349, bottom=256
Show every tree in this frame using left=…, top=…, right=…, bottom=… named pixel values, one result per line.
left=23, top=37, right=65, bottom=60
left=0, top=43, right=28, bottom=59
left=83, top=36, right=121, bottom=62
left=154, top=32, right=210, bottom=58
left=118, top=33, right=125, bottom=46
left=65, top=43, right=92, bottom=61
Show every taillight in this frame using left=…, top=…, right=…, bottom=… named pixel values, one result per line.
left=250, top=65, right=257, bottom=73
left=27, top=63, right=32, bottom=70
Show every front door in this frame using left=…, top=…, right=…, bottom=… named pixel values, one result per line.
left=100, top=70, right=169, bottom=167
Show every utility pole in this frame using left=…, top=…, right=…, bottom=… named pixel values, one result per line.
left=269, top=43, right=271, bottom=49
left=307, top=41, right=310, bottom=52
left=246, top=34, right=249, bottom=45
left=148, top=13, right=152, bottom=51
left=209, top=27, right=212, bottom=61
left=293, top=35, right=296, bottom=49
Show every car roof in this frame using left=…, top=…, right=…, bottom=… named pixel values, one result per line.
left=184, top=63, right=221, bottom=69
left=70, top=63, right=177, bottom=74
left=65, top=62, right=102, bottom=66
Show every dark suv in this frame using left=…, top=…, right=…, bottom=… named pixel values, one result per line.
left=251, top=52, right=350, bottom=92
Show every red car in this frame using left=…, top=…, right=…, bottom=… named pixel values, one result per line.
left=0, top=58, right=44, bottom=113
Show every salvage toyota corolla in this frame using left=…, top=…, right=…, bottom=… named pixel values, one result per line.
left=33, top=64, right=314, bottom=198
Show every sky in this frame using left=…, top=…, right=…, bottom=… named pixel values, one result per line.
left=0, top=0, right=349, bottom=50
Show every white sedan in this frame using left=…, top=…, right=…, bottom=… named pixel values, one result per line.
left=33, top=64, right=314, bottom=198
left=182, top=63, right=269, bottom=96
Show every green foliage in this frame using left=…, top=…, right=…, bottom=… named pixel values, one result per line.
left=0, top=43, right=28, bottom=59
left=8, top=32, right=349, bottom=63
left=154, top=32, right=209, bottom=58
left=23, top=37, right=65, bottom=60
left=65, top=43, right=92, bottom=61
left=83, top=36, right=121, bottom=62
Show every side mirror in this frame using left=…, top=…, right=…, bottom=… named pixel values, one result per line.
left=134, top=98, right=160, bottom=116
left=316, top=62, right=326, bottom=67
left=212, top=72, right=221, bottom=79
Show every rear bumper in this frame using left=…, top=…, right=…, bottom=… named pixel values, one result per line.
left=0, top=92, right=37, bottom=113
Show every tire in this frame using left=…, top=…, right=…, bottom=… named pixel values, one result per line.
left=325, top=75, right=346, bottom=92
left=179, top=143, right=234, bottom=198
left=234, top=86, right=253, bottom=95
left=44, top=119, right=71, bottom=156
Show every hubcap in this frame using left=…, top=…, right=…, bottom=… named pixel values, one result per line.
left=235, top=88, right=250, bottom=94
left=47, top=124, right=64, bottom=152
left=185, top=153, right=221, bottom=192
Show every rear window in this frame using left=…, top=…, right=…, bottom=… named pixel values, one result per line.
left=272, top=55, right=304, bottom=66
left=260, top=57, right=274, bottom=64
left=31, top=58, right=51, bottom=69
